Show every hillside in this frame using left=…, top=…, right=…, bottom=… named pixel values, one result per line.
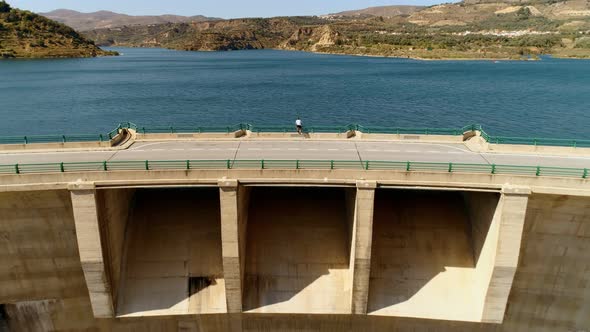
left=323, top=5, right=425, bottom=19
left=84, top=0, right=590, bottom=60
left=85, top=17, right=327, bottom=51
left=407, top=0, right=590, bottom=26
left=41, top=9, right=220, bottom=32
left=0, top=2, right=116, bottom=58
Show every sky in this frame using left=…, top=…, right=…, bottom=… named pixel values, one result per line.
left=8, top=0, right=452, bottom=18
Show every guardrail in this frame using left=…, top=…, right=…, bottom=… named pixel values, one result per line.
left=471, top=125, right=590, bottom=148
left=136, top=123, right=247, bottom=134
left=0, top=159, right=587, bottom=179
left=248, top=124, right=352, bottom=134
left=0, top=122, right=137, bottom=145
left=354, top=124, right=468, bottom=136
left=1, top=122, right=590, bottom=149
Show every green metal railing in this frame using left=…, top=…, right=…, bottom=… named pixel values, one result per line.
left=472, top=125, right=590, bottom=148
left=0, top=122, right=137, bottom=145
left=0, top=159, right=587, bottom=179
left=247, top=124, right=351, bottom=134
left=136, top=123, right=247, bottom=134
left=354, top=124, right=466, bottom=136
left=1, top=121, right=590, bottom=149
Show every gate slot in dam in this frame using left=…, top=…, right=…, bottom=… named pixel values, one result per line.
left=96, top=187, right=226, bottom=317
left=242, top=187, right=355, bottom=314
left=368, top=189, right=501, bottom=321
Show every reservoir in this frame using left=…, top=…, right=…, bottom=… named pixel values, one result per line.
left=0, top=47, right=589, bottom=138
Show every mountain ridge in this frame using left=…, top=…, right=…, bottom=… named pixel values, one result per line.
left=323, top=5, right=426, bottom=18
left=41, top=9, right=221, bottom=31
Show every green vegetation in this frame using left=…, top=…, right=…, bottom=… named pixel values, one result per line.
left=0, top=1, right=116, bottom=58
left=0, top=1, right=10, bottom=13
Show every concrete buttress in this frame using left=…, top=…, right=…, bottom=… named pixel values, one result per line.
left=219, top=179, right=247, bottom=315
left=69, top=183, right=114, bottom=318
left=351, top=180, right=377, bottom=314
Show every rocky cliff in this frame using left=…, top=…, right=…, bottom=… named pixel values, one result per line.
left=85, top=18, right=315, bottom=51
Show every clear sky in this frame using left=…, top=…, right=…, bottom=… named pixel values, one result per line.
left=8, top=0, right=452, bottom=18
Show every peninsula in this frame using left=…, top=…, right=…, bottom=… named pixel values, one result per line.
left=0, top=1, right=116, bottom=58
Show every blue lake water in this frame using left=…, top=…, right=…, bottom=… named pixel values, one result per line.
left=0, top=47, right=589, bottom=138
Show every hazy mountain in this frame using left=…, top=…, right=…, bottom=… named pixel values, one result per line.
left=41, top=9, right=220, bottom=31
left=324, top=5, right=425, bottom=18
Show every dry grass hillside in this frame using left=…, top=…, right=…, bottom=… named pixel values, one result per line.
left=409, top=0, right=590, bottom=27
left=0, top=1, right=116, bottom=58
left=86, top=17, right=326, bottom=51
left=324, top=5, right=425, bottom=19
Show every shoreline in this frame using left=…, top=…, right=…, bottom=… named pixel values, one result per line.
left=310, top=50, right=522, bottom=61
left=101, top=44, right=590, bottom=61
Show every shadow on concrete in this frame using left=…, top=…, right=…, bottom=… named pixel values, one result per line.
left=117, top=188, right=226, bottom=316
left=243, top=187, right=353, bottom=314
left=462, top=192, right=501, bottom=266
left=368, top=189, right=489, bottom=316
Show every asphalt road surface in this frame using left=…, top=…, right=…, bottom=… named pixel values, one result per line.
left=1, top=140, right=589, bottom=169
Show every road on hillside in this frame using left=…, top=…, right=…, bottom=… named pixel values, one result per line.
left=0, top=140, right=589, bottom=169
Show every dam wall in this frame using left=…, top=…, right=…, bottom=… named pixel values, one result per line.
left=0, top=174, right=588, bottom=331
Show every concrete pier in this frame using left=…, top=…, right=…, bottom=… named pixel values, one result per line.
left=70, top=184, right=114, bottom=318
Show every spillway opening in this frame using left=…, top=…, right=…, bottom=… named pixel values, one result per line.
left=243, top=187, right=355, bottom=314
left=101, top=187, right=226, bottom=317
left=0, top=304, right=7, bottom=330
left=368, top=189, right=500, bottom=321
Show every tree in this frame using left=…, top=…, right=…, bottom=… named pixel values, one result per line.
left=516, top=7, right=532, bottom=20
left=0, top=1, right=11, bottom=13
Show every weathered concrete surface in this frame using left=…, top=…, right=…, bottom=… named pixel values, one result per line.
left=463, top=191, right=502, bottom=322
left=0, top=129, right=134, bottom=154
left=2, top=168, right=590, bottom=198
left=95, top=188, right=136, bottom=313
left=1, top=185, right=589, bottom=331
left=70, top=186, right=114, bottom=318
left=465, top=133, right=590, bottom=156
left=136, top=131, right=246, bottom=141
left=350, top=181, right=376, bottom=315
left=0, top=141, right=111, bottom=152
left=501, top=193, right=590, bottom=331
left=369, top=190, right=480, bottom=321
left=368, top=188, right=528, bottom=323
left=480, top=187, right=529, bottom=323
left=243, top=187, right=353, bottom=314
left=219, top=180, right=249, bottom=314
left=0, top=190, right=98, bottom=331
left=0, top=190, right=84, bottom=302
left=117, top=188, right=226, bottom=317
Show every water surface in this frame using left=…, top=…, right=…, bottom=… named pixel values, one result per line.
left=0, top=47, right=589, bottom=138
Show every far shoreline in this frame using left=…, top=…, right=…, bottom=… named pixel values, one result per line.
left=101, top=45, right=590, bottom=61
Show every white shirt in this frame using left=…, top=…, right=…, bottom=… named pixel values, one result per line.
left=295, top=119, right=302, bottom=126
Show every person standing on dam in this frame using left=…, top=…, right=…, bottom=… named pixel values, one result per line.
left=295, top=117, right=303, bottom=135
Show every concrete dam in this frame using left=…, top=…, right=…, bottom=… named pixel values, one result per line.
left=0, top=124, right=588, bottom=331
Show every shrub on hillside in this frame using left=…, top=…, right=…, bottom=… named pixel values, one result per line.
left=575, top=38, right=590, bottom=49
left=0, top=1, right=11, bottom=13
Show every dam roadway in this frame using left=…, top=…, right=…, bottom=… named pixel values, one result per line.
left=1, top=139, right=590, bottom=169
